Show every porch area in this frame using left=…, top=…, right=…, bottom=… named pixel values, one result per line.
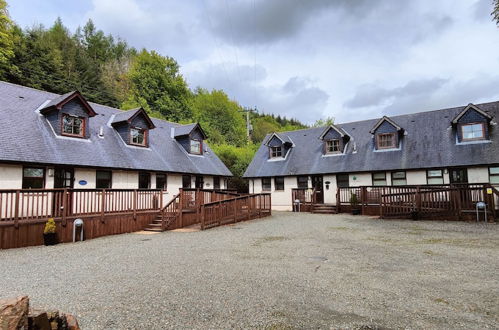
left=292, top=183, right=499, bottom=221
left=0, top=188, right=271, bottom=249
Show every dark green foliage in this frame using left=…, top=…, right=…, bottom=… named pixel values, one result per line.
left=494, top=0, right=499, bottom=25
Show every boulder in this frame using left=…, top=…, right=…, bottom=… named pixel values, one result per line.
left=28, top=309, right=50, bottom=330
left=0, top=295, right=29, bottom=329
left=64, top=313, right=80, bottom=330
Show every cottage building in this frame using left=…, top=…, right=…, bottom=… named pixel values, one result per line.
left=244, top=102, right=499, bottom=211
left=0, top=81, right=232, bottom=197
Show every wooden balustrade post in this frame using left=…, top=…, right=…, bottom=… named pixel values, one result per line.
left=159, top=189, right=163, bottom=210
left=179, top=189, right=184, bottom=228
left=61, top=188, right=68, bottom=227
left=100, top=189, right=106, bottom=223
left=133, top=190, right=137, bottom=220
left=336, top=188, right=341, bottom=213
left=233, top=198, right=237, bottom=223
left=200, top=204, right=205, bottom=230
left=361, top=186, right=366, bottom=215
left=415, top=186, right=421, bottom=215
left=14, top=190, right=20, bottom=229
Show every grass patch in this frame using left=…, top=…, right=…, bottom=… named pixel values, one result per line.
left=253, top=236, right=289, bottom=247
left=434, top=298, right=450, bottom=305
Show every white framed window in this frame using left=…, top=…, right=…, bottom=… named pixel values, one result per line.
left=130, top=127, right=146, bottom=146
left=190, top=139, right=202, bottom=154
left=372, top=172, right=387, bottom=186
left=270, top=146, right=282, bottom=158
left=391, top=171, right=407, bottom=185
left=489, top=167, right=499, bottom=184
left=326, top=140, right=341, bottom=153
left=62, top=114, right=84, bottom=137
left=461, top=123, right=485, bottom=141
left=427, top=170, right=444, bottom=185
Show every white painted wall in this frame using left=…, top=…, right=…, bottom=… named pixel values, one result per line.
left=406, top=170, right=427, bottom=185
left=74, top=168, right=96, bottom=189
left=467, top=167, right=489, bottom=183
left=0, top=164, right=22, bottom=189
left=349, top=173, right=372, bottom=186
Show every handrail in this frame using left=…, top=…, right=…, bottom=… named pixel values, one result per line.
left=201, top=193, right=271, bottom=207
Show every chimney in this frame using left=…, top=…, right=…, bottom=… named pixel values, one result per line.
left=98, top=126, right=104, bottom=138
left=170, top=127, right=175, bottom=138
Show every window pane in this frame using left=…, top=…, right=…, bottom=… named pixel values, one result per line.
left=373, top=173, right=386, bottom=180
left=275, top=177, right=284, bottom=191
left=428, top=177, right=444, bottom=184
left=156, top=174, right=167, bottom=189
left=490, top=167, right=499, bottom=175
left=23, top=168, right=44, bottom=178
left=96, top=171, right=111, bottom=180
left=190, top=140, right=201, bottom=154
left=490, top=175, right=499, bottom=184
left=462, top=123, right=484, bottom=140
left=262, top=178, right=271, bottom=191
left=337, top=174, right=349, bottom=188
left=392, top=179, right=407, bottom=186
left=297, top=176, right=308, bottom=189
left=182, top=175, right=191, bottom=188
left=373, top=179, right=387, bottom=186
left=427, top=170, right=442, bottom=178
left=139, top=172, right=150, bottom=189
left=213, top=177, right=220, bottom=189
left=392, top=171, right=405, bottom=179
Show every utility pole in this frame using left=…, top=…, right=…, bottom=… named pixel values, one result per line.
left=239, top=107, right=258, bottom=142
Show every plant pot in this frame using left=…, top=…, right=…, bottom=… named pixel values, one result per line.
left=351, top=209, right=361, bottom=215
left=43, top=233, right=58, bottom=246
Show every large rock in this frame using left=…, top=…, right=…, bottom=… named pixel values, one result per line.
left=0, top=295, right=29, bottom=329
left=27, top=309, right=50, bottom=329
left=64, top=314, right=80, bottom=330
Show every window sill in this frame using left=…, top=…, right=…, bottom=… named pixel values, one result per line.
left=456, top=139, right=491, bottom=145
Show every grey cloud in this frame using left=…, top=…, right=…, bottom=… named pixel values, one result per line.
left=207, top=0, right=373, bottom=46
left=187, top=64, right=328, bottom=124
left=344, top=78, right=449, bottom=109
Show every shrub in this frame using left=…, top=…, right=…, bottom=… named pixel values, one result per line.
left=43, top=218, right=56, bottom=234
left=349, top=193, right=359, bottom=207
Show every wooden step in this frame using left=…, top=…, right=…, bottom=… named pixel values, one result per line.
left=144, top=227, right=163, bottom=232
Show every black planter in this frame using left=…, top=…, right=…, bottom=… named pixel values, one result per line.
left=351, top=209, right=361, bottom=215
left=43, top=233, right=58, bottom=246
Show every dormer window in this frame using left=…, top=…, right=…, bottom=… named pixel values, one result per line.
left=130, top=127, right=147, bottom=146
left=326, top=139, right=341, bottom=154
left=461, top=123, right=485, bottom=141
left=190, top=139, right=202, bottom=155
left=270, top=146, right=282, bottom=158
left=62, top=114, right=84, bottom=137
left=377, top=133, right=396, bottom=149
left=111, top=107, right=155, bottom=148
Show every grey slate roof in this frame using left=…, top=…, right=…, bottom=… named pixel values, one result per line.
left=244, top=101, right=499, bottom=178
left=0, top=81, right=232, bottom=176
left=110, top=108, right=140, bottom=124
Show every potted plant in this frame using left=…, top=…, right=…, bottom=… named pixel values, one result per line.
left=350, top=193, right=361, bottom=215
left=43, top=218, right=58, bottom=246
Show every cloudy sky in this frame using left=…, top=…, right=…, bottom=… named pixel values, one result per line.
left=8, top=0, right=499, bottom=124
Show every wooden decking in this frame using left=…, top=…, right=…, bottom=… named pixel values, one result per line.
left=0, top=188, right=272, bottom=249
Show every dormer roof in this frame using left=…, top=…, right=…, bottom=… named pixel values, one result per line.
left=173, top=123, right=207, bottom=139
left=369, top=116, right=403, bottom=134
left=264, top=132, right=293, bottom=146
left=451, top=103, right=493, bottom=124
left=111, top=107, right=156, bottom=129
left=39, top=90, right=97, bottom=117
left=319, top=124, right=348, bottom=140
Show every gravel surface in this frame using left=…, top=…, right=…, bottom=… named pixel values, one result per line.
left=0, top=212, right=498, bottom=329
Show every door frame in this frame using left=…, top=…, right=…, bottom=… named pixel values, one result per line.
left=311, top=175, right=324, bottom=204
left=449, top=167, right=468, bottom=184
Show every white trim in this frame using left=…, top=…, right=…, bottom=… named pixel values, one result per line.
left=35, top=100, right=51, bottom=113
left=45, top=117, right=92, bottom=143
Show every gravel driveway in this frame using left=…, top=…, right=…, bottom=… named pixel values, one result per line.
left=0, top=212, right=498, bottom=329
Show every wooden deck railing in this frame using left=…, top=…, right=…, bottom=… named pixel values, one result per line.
left=0, top=189, right=169, bottom=226
left=200, top=193, right=271, bottom=230
left=336, top=184, right=499, bottom=220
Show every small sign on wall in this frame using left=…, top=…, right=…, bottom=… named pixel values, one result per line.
left=79, top=180, right=87, bottom=186
left=487, top=188, right=493, bottom=195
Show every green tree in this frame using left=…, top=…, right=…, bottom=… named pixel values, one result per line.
left=191, top=88, right=247, bottom=146
left=123, top=49, right=192, bottom=122
left=0, top=0, right=14, bottom=78
left=312, top=116, right=335, bottom=127
left=494, top=0, right=499, bottom=25
left=251, top=116, right=280, bottom=143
